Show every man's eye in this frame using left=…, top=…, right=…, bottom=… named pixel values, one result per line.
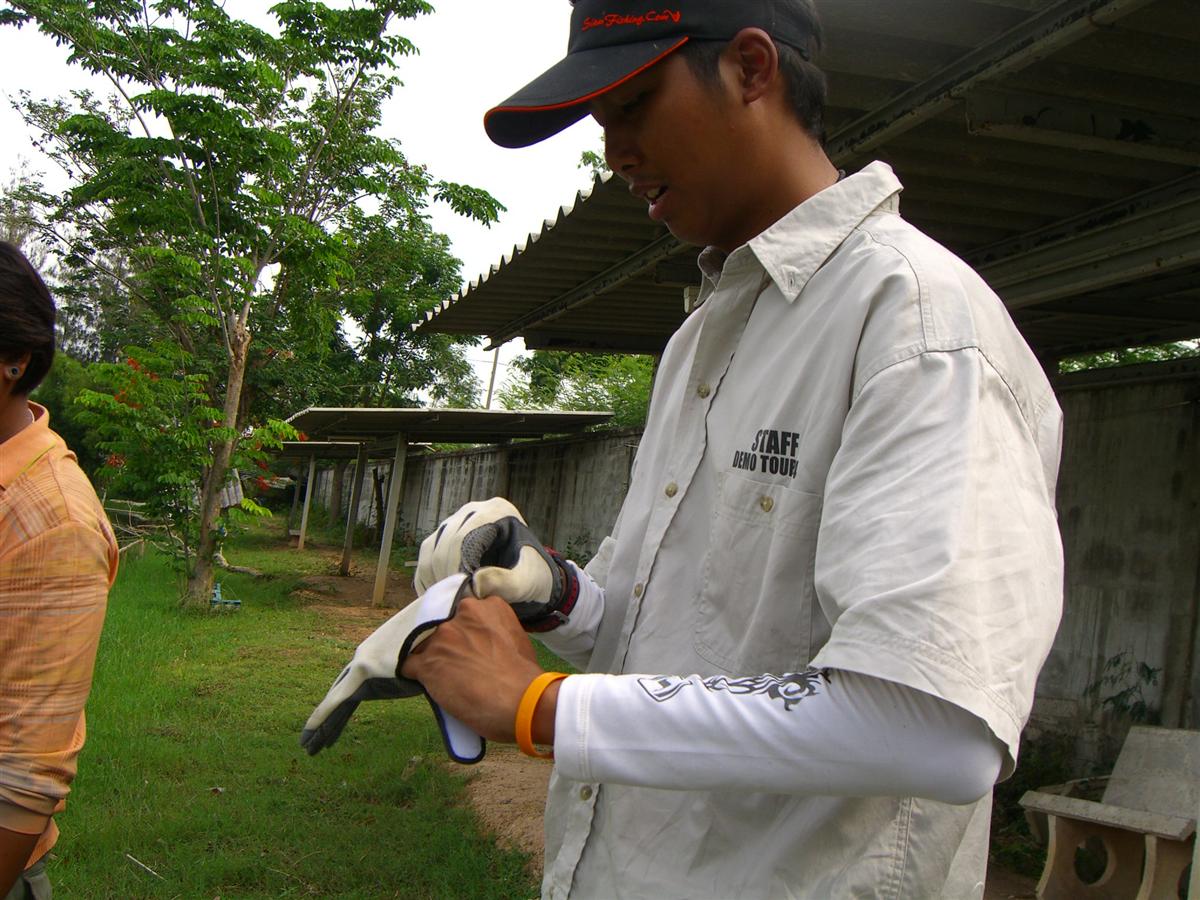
left=621, top=93, right=645, bottom=114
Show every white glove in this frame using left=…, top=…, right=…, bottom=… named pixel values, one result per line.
left=415, top=497, right=522, bottom=593
left=300, top=573, right=484, bottom=764
left=415, top=498, right=579, bottom=632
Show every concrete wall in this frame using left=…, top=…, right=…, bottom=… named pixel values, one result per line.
left=1030, top=358, right=1200, bottom=766
left=304, top=360, right=1199, bottom=766
left=309, top=428, right=641, bottom=562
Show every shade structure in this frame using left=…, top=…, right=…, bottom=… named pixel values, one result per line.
left=282, top=407, right=612, bottom=603
left=416, top=0, right=1200, bottom=363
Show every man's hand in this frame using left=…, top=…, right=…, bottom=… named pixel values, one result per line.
left=415, top=498, right=521, bottom=593
left=415, top=498, right=579, bottom=631
left=300, top=573, right=485, bottom=763
left=401, top=595, right=558, bottom=745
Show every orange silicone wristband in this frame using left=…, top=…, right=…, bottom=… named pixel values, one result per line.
left=516, top=672, right=568, bottom=759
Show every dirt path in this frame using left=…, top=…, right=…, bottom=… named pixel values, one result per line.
left=291, top=544, right=1037, bottom=895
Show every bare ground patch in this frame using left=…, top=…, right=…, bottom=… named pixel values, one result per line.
left=461, top=745, right=551, bottom=871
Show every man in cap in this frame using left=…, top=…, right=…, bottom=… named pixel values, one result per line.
left=400, top=2, right=1064, bottom=896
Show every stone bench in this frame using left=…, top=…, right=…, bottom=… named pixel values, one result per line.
left=1020, top=725, right=1198, bottom=899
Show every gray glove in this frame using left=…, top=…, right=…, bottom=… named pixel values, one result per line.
left=300, top=573, right=485, bottom=763
left=414, top=498, right=578, bottom=632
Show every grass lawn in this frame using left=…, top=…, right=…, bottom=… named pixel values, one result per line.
left=44, top=535, right=540, bottom=898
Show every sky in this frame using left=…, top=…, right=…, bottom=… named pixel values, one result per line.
left=0, top=1, right=606, bottom=401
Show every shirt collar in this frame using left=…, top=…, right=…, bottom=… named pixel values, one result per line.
left=0, top=402, right=57, bottom=490
left=691, top=161, right=903, bottom=310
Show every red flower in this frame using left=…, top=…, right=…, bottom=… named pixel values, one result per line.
left=297, top=431, right=309, bottom=442
left=105, top=453, right=125, bottom=468
left=255, top=459, right=269, bottom=471
left=127, top=357, right=141, bottom=371
left=255, top=476, right=270, bottom=491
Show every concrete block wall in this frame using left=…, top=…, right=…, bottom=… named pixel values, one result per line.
left=309, top=428, right=642, bottom=563
left=1030, top=359, right=1200, bottom=767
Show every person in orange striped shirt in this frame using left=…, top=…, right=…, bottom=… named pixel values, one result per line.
left=0, top=242, right=117, bottom=900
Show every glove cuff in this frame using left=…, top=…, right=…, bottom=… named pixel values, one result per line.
left=523, top=549, right=579, bottom=633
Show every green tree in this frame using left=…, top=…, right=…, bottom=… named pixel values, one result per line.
left=29, top=352, right=104, bottom=474
left=323, top=203, right=480, bottom=408
left=579, top=147, right=609, bottom=180
left=499, top=350, right=653, bottom=428
left=3, top=0, right=500, bottom=606
left=1058, top=340, right=1199, bottom=374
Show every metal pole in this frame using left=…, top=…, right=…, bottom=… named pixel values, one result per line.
left=339, top=443, right=368, bottom=577
left=485, top=346, right=500, bottom=409
left=372, top=433, right=408, bottom=606
left=287, top=466, right=301, bottom=537
left=297, top=455, right=317, bottom=551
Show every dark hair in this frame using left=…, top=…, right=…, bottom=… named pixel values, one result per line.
left=0, top=241, right=56, bottom=395
left=679, top=21, right=827, bottom=142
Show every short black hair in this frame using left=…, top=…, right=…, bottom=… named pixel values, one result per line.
left=0, top=241, right=56, bottom=395
left=680, top=29, right=828, bottom=143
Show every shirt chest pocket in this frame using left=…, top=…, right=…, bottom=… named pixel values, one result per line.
left=695, top=472, right=825, bottom=674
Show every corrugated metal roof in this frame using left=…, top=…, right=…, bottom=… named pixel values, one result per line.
left=418, top=0, right=1200, bottom=361
left=277, top=441, right=400, bottom=459
left=285, top=407, right=612, bottom=444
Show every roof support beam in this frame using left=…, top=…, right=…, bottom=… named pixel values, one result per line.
left=966, top=90, right=1200, bottom=167
left=339, top=442, right=369, bottom=577
left=297, top=455, right=317, bottom=552
left=971, top=173, right=1200, bottom=309
left=372, top=432, right=408, bottom=607
left=484, top=233, right=684, bottom=349
left=825, top=0, right=1157, bottom=163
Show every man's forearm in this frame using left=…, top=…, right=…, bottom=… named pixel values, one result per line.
left=0, top=824, right=43, bottom=896
left=552, top=668, right=1004, bottom=803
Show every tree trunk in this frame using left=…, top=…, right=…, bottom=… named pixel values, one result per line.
left=183, top=317, right=251, bottom=607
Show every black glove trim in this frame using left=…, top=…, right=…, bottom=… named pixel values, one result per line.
left=424, top=694, right=486, bottom=765
left=524, top=549, right=580, bottom=634
left=393, top=577, right=486, bottom=765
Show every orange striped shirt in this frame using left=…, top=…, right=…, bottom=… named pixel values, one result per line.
left=0, top=402, right=116, bottom=867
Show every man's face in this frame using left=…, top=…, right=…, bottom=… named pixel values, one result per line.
left=590, top=51, right=756, bottom=251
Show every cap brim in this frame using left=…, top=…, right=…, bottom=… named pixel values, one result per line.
left=484, top=36, right=689, bottom=148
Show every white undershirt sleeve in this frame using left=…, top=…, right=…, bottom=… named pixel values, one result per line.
left=553, top=667, right=1004, bottom=806
left=533, top=560, right=605, bottom=669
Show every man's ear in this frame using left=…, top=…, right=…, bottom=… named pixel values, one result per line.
left=725, top=28, right=780, bottom=105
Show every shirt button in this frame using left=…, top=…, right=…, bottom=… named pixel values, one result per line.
left=665, top=482, right=678, bottom=498
left=580, top=786, right=593, bottom=801
left=633, top=583, right=644, bottom=598
left=696, top=383, right=711, bottom=398
left=760, top=496, right=774, bottom=513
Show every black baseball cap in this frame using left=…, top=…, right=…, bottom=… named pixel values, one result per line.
left=484, top=1, right=819, bottom=148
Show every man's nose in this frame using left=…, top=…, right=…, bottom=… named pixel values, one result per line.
left=603, top=125, right=640, bottom=177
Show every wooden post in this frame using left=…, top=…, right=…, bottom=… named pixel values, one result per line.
left=298, top=455, right=317, bottom=551
left=339, top=443, right=368, bottom=577
left=372, top=433, right=408, bottom=606
left=286, top=465, right=301, bottom=537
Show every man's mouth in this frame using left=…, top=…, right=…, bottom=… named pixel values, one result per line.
left=646, top=186, right=667, bottom=204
